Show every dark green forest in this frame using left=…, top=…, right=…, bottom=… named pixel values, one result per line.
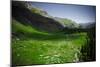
left=12, top=1, right=96, bottom=66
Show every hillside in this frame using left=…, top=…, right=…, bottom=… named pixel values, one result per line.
left=54, top=17, right=80, bottom=28
left=12, top=1, right=80, bottom=33
left=12, top=1, right=64, bottom=33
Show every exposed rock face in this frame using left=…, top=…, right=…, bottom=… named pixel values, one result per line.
left=12, top=1, right=64, bottom=32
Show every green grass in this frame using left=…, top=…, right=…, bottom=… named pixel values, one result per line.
left=12, top=20, right=87, bottom=66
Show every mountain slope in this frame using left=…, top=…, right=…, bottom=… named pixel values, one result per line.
left=12, top=1, right=64, bottom=32
left=54, top=17, right=80, bottom=28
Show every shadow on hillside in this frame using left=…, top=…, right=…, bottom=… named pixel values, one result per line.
left=12, top=1, right=64, bottom=33
left=12, top=31, right=84, bottom=41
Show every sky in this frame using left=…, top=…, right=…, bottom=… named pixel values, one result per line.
left=31, top=2, right=96, bottom=23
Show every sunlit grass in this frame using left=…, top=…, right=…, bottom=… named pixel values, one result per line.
left=12, top=33, right=87, bottom=65
left=12, top=20, right=87, bottom=65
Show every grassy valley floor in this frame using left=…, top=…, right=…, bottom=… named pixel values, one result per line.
left=12, top=32, right=87, bottom=65
left=12, top=20, right=87, bottom=66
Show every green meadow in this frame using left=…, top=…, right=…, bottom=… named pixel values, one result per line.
left=12, top=20, right=87, bottom=65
